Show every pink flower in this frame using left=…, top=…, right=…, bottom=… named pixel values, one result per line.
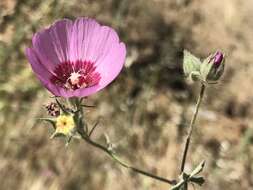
left=26, top=18, right=126, bottom=98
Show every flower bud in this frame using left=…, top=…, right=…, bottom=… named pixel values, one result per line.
left=200, top=51, right=225, bottom=83
left=46, top=102, right=60, bottom=117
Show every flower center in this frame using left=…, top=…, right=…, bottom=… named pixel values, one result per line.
left=50, top=60, right=101, bottom=90
left=55, top=115, right=75, bottom=135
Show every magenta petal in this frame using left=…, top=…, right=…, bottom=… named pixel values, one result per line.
left=96, top=42, right=126, bottom=88
left=69, top=18, right=120, bottom=63
left=48, top=19, right=73, bottom=62
left=32, top=19, right=73, bottom=72
left=26, top=48, right=51, bottom=80
left=25, top=48, right=61, bottom=96
left=72, top=42, right=126, bottom=97
left=72, top=85, right=100, bottom=97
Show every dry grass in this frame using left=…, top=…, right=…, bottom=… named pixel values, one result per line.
left=0, top=0, right=253, bottom=189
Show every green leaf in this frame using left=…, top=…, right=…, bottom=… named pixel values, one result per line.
left=171, top=173, right=189, bottom=190
left=171, top=161, right=206, bottom=190
left=189, top=160, right=205, bottom=177
left=170, top=179, right=185, bottom=190
left=189, top=176, right=205, bottom=186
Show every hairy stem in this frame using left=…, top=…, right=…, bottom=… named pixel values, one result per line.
left=75, top=99, right=176, bottom=186
left=180, top=84, right=206, bottom=173
left=79, top=132, right=176, bottom=185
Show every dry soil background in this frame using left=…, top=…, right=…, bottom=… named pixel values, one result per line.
left=0, top=0, right=253, bottom=190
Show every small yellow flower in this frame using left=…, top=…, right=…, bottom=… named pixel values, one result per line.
left=51, top=115, right=75, bottom=137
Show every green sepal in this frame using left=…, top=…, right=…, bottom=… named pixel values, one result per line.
left=183, top=50, right=202, bottom=78
left=170, top=160, right=205, bottom=190
left=37, top=117, right=56, bottom=129
left=64, top=129, right=82, bottom=147
left=190, top=176, right=205, bottom=186
left=209, top=61, right=225, bottom=81
left=200, top=55, right=212, bottom=82
left=171, top=172, right=190, bottom=190
left=50, top=125, right=79, bottom=139
left=65, top=135, right=73, bottom=147
left=73, top=110, right=87, bottom=133
left=55, top=98, right=70, bottom=115
left=50, top=131, right=65, bottom=139
left=189, top=160, right=205, bottom=177
left=189, top=71, right=201, bottom=82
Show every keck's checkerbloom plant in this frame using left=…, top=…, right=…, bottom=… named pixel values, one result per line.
left=25, top=17, right=225, bottom=189
left=26, top=18, right=126, bottom=97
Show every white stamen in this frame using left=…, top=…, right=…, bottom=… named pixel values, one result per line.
left=69, top=72, right=81, bottom=85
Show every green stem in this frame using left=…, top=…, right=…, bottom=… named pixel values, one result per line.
left=180, top=84, right=206, bottom=173
left=79, top=131, right=175, bottom=185
left=75, top=98, right=176, bottom=185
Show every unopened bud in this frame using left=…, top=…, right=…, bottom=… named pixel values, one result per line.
left=46, top=102, right=60, bottom=117
left=200, top=51, right=225, bottom=83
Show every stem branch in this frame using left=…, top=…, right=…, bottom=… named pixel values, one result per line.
left=75, top=99, right=176, bottom=185
left=79, top=131, right=176, bottom=185
left=180, top=84, right=206, bottom=173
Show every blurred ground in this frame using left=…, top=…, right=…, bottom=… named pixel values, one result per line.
left=0, top=0, right=253, bottom=189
